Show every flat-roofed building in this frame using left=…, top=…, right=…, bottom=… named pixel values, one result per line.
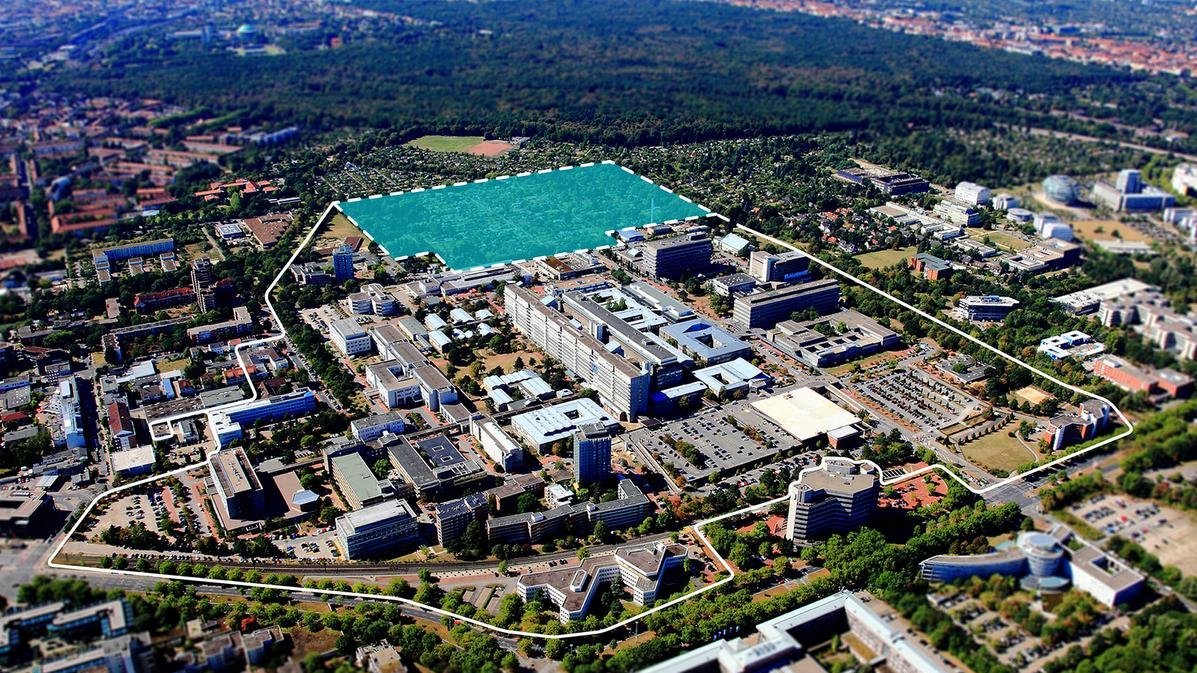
left=732, top=278, right=840, bottom=329
left=330, top=451, right=392, bottom=510
left=954, top=295, right=1019, bottom=322
left=366, top=361, right=423, bottom=409
left=110, top=446, right=155, bottom=478
left=433, top=492, right=489, bottom=546
left=785, top=461, right=878, bottom=541
left=330, top=318, right=372, bottom=357
left=517, top=541, right=687, bottom=622
left=660, top=319, right=751, bottom=366
left=384, top=434, right=486, bottom=497
left=504, top=284, right=651, bottom=420
left=0, top=489, right=51, bottom=535
left=350, top=411, right=406, bottom=442
left=470, top=416, right=523, bottom=471
left=573, top=422, right=611, bottom=485
left=636, top=233, right=711, bottom=279
left=770, top=310, right=899, bottom=368
left=209, top=448, right=265, bottom=520
left=510, top=398, right=619, bottom=452
left=748, top=250, right=810, bottom=283
left=334, top=499, right=419, bottom=560
left=908, top=252, right=952, bottom=281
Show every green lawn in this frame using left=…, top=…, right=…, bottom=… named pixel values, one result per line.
left=855, top=246, right=916, bottom=269
left=965, top=228, right=1031, bottom=251
left=405, top=135, right=487, bottom=153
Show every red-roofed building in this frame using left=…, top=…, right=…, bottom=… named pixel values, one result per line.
left=107, top=400, right=138, bottom=450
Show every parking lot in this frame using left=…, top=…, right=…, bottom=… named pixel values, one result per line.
left=630, top=396, right=801, bottom=482
left=853, top=367, right=984, bottom=433
left=1070, top=493, right=1197, bottom=575
left=90, top=490, right=166, bottom=539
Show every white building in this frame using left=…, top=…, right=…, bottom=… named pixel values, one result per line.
left=1035, top=212, right=1074, bottom=241
left=330, top=318, right=372, bottom=357
left=954, top=181, right=991, bottom=207
left=1172, top=162, right=1197, bottom=197
left=470, top=417, right=523, bottom=471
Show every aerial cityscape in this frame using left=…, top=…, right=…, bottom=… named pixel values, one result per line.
left=1, top=1, right=1197, bottom=673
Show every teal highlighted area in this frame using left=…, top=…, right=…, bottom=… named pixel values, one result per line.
left=336, top=162, right=710, bottom=270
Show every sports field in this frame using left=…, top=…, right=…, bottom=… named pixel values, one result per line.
left=337, top=163, right=710, bottom=269
left=405, top=135, right=515, bottom=156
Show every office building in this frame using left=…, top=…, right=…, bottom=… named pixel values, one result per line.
left=330, top=318, right=372, bottom=357
left=208, top=389, right=318, bottom=447
left=470, top=416, right=524, bottom=471
left=770, top=309, right=900, bottom=368
left=1043, top=400, right=1111, bottom=452
left=509, top=397, right=619, bottom=452
left=640, top=590, right=950, bottom=673
left=187, top=306, right=254, bottom=344
left=517, top=541, right=687, bottom=622
left=1090, top=355, right=1192, bottom=399
left=710, top=272, right=757, bottom=297
left=57, top=378, right=86, bottom=451
left=330, top=451, right=393, bottom=510
left=636, top=233, right=711, bottom=279
left=505, top=284, right=651, bottom=420
left=384, top=434, right=486, bottom=497
left=836, top=167, right=930, bottom=195
left=350, top=411, right=406, bottom=442
left=954, top=181, right=991, bottom=206
left=1092, top=169, right=1176, bottom=212
left=1171, top=162, right=1197, bottom=196
left=433, top=492, right=489, bottom=546
left=932, top=199, right=981, bottom=226
left=921, top=529, right=1144, bottom=607
left=487, top=479, right=651, bottom=544
left=106, top=400, right=137, bottom=451
left=209, top=447, right=265, bottom=520
left=660, top=319, right=751, bottom=365
left=908, top=252, right=953, bottom=281
left=732, top=278, right=840, bottom=329
left=332, top=244, right=355, bottom=282
left=366, top=361, right=424, bottom=409
left=954, top=295, right=1019, bottom=322
left=748, top=250, right=810, bottom=283
left=785, top=461, right=879, bottom=541
left=573, top=422, right=612, bottom=485
left=191, top=257, right=216, bottom=312
left=1037, top=330, right=1105, bottom=360
left=334, top=499, right=419, bottom=560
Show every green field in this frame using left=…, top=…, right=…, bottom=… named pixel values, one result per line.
left=405, top=135, right=487, bottom=153
left=966, top=227, right=1031, bottom=251
left=855, top=246, right=916, bottom=269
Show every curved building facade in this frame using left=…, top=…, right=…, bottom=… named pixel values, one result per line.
left=1043, top=175, right=1081, bottom=205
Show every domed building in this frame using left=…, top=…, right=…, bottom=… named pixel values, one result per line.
left=1043, top=175, right=1081, bottom=205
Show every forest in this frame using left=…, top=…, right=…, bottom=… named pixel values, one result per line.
left=38, top=0, right=1147, bottom=149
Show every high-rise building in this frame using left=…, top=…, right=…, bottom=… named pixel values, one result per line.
left=332, top=244, right=355, bottom=282
left=504, top=284, right=651, bottom=420
left=732, top=278, right=840, bottom=329
left=636, top=234, right=711, bottom=279
left=748, top=250, right=810, bottom=283
left=191, top=258, right=216, bottom=312
left=785, top=461, right=878, bottom=541
left=573, top=422, right=612, bottom=485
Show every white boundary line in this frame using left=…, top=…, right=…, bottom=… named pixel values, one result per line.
left=45, top=180, right=1133, bottom=643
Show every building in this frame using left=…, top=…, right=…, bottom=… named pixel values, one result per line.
left=505, top=284, right=651, bottom=421
left=920, top=529, right=1144, bottom=607
left=1053, top=278, right=1157, bottom=316
left=908, top=253, right=952, bottom=281
left=751, top=388, right=860, bottom=445
left=191, top=257, right=216, bottom=311
left=487, top=479, right=651, bottom=544
left=132, top=286, right=195, bottom=313
left=954, top=181, right=991, bottom=207
left=732, top=278, right=841, bottom=329
left=1004, top=238, right=1083, bottom=274
left=1037, top=330, right=1105, bottom=360
left=1092, top=169, right=1176, bottom=212
left=208, top=389, right=318, bottom=447
left=718, top=232, right=752, bottom=255
left=1042, top=400, right=1111, bottom=452
left=481, top=369, right=556, bottom=413
left=332, top=244, right=355, bottom=282
left=0, top=490, right=52, bottom=535
left=209, top=448, right=265, bottom=520
left=710, top=272, right=757, bottom=297
left=433, top=492, right=489, bottom=546
left=573, top=422, right=612, bottom=485
left=635, top=233, right=711, bottom=279
left=334, top=499, right=419, bottom=560
left=836, top=167, right=929, bottom=195
left=331, top=451, right=392, bottom=510
left=187, top=306, right=254, bottom=344
left=769, top=310, right=900, bottom=368
left=470, top=416, right=523, bottom=471
left=1171, top=162, right=1197, bottom=196
left=110, top=446, right=155, bottom=478
left=106, top=401, right=137, bottom=450
left=57, top=378, right=86, bottom=451
left=330, top=318, right=372, bottom=357
left=1090, top=355, right=1193, bottom=399
left=1043, top=175, right=1081, bottom=205
left=384, top=434, right=486, bottom=497
left=748, top=250, right=810, bottom=283
left=350, top=411, right=406, bottom=442
left=932, top=199, right=981, bottom=226
left=1035, top=212, right=1074, bottom=241
left=785, top=461, right=879, bottom=541
left=954, top=295, right=1019, bottom=322
left=517, top=541, right=687, bottom=622
left=509, top=397, right=619, bottom=452
left=660, top=319, right=751, bottom=365
left=641, top=590, right=950, bottom=673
